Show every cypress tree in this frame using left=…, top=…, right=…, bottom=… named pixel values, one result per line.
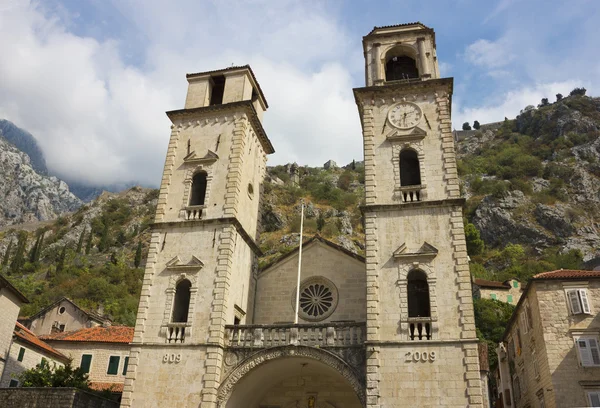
left=10, top=231, right=28, bottom=273
left=28, top=235, right=40, bottom=263
left=57, top=245, right=67, bottom=273
left=134, top=241, right=143, bottom=268
left=85, top=231, right=93, bottom=255
left=76, top=229, right=86, bottom=254
left=98, top=222, right=110, bottom=253
left=35, top=232, right=45, bottom=263
left=2, top=240, right=13, bottom=266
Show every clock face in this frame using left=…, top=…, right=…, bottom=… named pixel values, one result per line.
left=388, top=102, right=422, bottom=129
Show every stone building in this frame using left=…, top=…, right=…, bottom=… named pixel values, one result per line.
left=121, top=22, right=483, bottom=407
left=0, top=274, right=29, bottom=378
left=41, top=326, right=134, bottom=395
left=0, top=322, right=68, bottom=388
left=496, top=270, right=600, bottom=408
left=20, top=297, right=111, bottom=336
left=472, top=278, right=523, bottom=305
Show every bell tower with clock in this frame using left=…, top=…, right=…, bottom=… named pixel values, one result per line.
left=354, top=23, right=484, bottom=407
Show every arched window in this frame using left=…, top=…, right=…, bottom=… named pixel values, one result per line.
left=172, top=279, right=191, bottom=323
left=400, top=149, right=421, bottom=186
left=386, top=55, right=419, bottom=81
left=407, top=270, right=430, bottom=318
left=190, top=171, right=207, bottom=206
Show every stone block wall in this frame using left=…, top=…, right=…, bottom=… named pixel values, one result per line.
left=0, top=290, right=22, bottom=377
left=0, top=387, right=118, bottom=408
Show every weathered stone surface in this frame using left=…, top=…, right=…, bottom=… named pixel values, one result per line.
left=534, top=203, right=575, bottom=237
left=0, top=388, right=118, bottom=408
left=0, top=136, right=82, bottom=227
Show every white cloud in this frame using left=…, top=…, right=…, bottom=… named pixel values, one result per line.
left=464, top=38, right=515, bottom=70
left=453, top=80, right=586, bottom=128
left=0, top=0, right=360, bottom=187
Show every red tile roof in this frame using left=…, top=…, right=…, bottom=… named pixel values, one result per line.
left=533, top=270, right=600, bottom=280
left=40, top=326, right=134, bottom=344
left=473, top=278, right=510, bottom=289
left=14, top=322, right=68, bottom=361
left=89, top=382, right=124, bottom=393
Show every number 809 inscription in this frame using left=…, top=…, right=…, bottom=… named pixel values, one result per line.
left=405, top=351, right=436, bottom=362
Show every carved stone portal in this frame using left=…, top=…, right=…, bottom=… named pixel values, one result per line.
left=217, top=345, right=366, bottom=407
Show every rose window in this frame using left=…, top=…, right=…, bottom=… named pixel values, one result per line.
left=293, top=277, right=339, bottom=322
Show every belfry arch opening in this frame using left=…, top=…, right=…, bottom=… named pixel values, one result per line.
left=172, top=279, right=191, bottom=323
left=385, top=47, right=419, bottom=81
left=407, top=269, right=430, bottom=318
left=400, top=149, right=421, bottom=186
left=189, top=171, right=207, bottom=206
left=220, top=348, right=363, bottom=408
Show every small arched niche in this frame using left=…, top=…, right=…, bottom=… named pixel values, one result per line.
left=190, top=171, right=208, bottom=206
left=385, top=46, right=419, bottom=81
left=399, top=149, right=421, bottom=186
left=172, top=279, right=191, bottom=323
left=407, top=269, right=430, bottom=318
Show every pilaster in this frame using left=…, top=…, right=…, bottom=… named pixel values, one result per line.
left=155, top=125, right=181, bottom=222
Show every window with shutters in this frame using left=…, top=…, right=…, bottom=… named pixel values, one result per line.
left=515, top=328, right=522, bottom=355
left=107, top=356, right=120, bottom=375
left=513, top=375, right=521, bottom=402
left=526, top=303, right=533, bottom=331
left=520, top=310, right=529, bottom=335
left=520, top=367, right=528, bottom=396
left=566, top=289, right=591, bottom=315
left=80, top=354, right=92, bottom=374
left=588, top=391, right=600, bottom=407
left=17, top=347, right=25, bottom=362
left=575, top=337, right=600, bottom=367
left=9, top=379, right=19, bottom=388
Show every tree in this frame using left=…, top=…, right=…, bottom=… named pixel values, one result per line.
left=134, top=241, right=143, bottom=268
left=569, top=87, right=587, bottom=96
left=85, top=231, right=93, bottom=255
left=556, top=93, right=563, bottom=102
left=462, top=122, right=471, bottom=131
left=473, top=120, right=480, bottom=130
left=474, top=298, right=515, bottom=369
left=465, top=223, right=484, bottom=256
left=10, top=231, right=28, bottom=273
left=351, top=159, right=356, bottom=170
left=539, top=98, right=549, bottom=107
left=316, top=213, right=326, bottom=232
left=57, top=245, right=67, bottom=274
left=2, top=240, right=13, bottom=266
left=18, top=360, right=89, bottom=389
left=28, top=232, right=45, bottom=264
left=76, top=229, right=86, bottom=253
left=98, top=222, right=110, bottom=253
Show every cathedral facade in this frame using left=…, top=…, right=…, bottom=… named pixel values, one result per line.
left=120, top=23, right=484, bottom=408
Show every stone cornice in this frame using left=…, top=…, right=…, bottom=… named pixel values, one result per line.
left=166, top=101, right=274, bottom=154
left=152, top=217, right=263, bottom=256
left=361, top=198, right=465, bottom=213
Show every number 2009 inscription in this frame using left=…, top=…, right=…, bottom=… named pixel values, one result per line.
left=405, top=351, right=436, bottom=362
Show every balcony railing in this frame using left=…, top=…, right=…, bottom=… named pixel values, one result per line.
left=164, top=323, right=189, bottom=343
left=408, top=317, right=432, bottom=340
left=397, top=185, right=425, bottom=203
left=185, top=205, right=205, bottom=220
left=224, top=322, right=365, bottom=348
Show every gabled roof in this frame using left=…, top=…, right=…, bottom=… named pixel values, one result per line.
left=473, top=278, right=511, bottom=290
left=40, top=326, right=134, bottom=344
left=14, top=322, right=68, bottom=362
left=259, top=234, right=365, bottom=273
left=26, top=297, right=110, bottom=325
left=533, top=270, right=600, bottom=280
left=0, top=274, right=29, bottom=303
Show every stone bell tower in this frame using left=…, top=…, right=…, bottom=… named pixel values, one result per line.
left=121, top=65, right=274, bottom=408
left=353, top=23, right=484, bottom=407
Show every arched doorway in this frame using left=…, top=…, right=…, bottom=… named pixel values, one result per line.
left=217, top=346, right=364, bottom=408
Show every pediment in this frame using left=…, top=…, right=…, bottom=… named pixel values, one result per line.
left=183, top=150, right=219, bottom=164
left=165, top=255, right=204, bottom=270
left=386, top=126, right=427, bottom=143
left=393, top=241, right=438, bottom=260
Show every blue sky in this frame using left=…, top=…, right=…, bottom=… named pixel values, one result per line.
left=0, top=0, right=598, bottom=187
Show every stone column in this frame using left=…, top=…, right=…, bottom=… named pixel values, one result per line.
left=372, top=43, right=382, bottom=85
left=417, top=38, right=430, bottom=78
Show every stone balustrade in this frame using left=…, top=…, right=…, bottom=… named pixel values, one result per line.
left=224, top=322, right=366, bottom=348
left=398, top=185, right=425, bottom=202
left=185, top=205, right=205, bottom=220
left=164, top=323, right=189, bottom=343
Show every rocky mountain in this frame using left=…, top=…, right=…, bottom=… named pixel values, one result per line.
left=0, top=135, right=82, bottom=227
left=0, top=119, right=47, bottom=175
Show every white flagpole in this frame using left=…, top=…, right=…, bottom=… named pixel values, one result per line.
left=294, top=201, right=305, bottom=324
